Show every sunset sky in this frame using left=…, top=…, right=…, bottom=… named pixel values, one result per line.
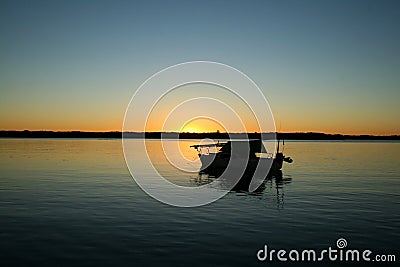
left=1, top=0, right=399, bottom=135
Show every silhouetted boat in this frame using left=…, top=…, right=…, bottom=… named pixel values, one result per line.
left=190, top=139, right=292, bottom=178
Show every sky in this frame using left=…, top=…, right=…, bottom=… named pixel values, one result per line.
left=0, top=0, right=399, bottom=135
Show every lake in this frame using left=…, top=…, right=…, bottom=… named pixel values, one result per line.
left=0, top=139, right=399, bottom=266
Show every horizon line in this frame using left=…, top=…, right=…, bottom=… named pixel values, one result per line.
left=0, top=130, right=400, bottom=136
left=0, top=130, right=399, bottom=140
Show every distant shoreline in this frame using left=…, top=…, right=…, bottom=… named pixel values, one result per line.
left=0, top=131, right=399, bottom=140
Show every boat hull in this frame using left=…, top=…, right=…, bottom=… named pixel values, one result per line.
left=199, top=154, right=283, bottom=176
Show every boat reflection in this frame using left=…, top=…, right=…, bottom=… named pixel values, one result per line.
left=191, top=169, right=292, bottom=208
left=191, top=169, right=292, bottom=194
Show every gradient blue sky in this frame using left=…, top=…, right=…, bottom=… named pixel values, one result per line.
left=1, top=0, right=399, bottom=134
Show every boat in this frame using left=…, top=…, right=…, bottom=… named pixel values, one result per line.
left=190, top=139, right=292, bottom=189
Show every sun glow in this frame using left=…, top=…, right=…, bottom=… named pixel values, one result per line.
left=180, top=118, right=225, bottom=133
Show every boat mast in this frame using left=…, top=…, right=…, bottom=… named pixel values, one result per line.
left=277, top=137, right=280, bottom=153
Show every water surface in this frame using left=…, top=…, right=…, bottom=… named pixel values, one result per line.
left=1, top=139, right=399, bottom=266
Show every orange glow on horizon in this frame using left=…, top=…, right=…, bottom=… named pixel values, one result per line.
left=3, top=114, right=398, bottom=135
left=1, top=119, right=399, bottom=136
left=1, top=127, right=399, bottom=135
left=180, top=118, right=226, bottom=133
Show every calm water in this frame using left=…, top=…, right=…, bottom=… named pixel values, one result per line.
left=1, top=139, right=399, bottom=266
